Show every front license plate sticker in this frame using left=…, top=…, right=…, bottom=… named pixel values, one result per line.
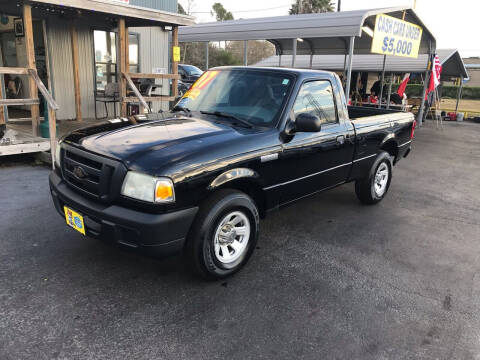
left=64, top=206, right=86, bottom=235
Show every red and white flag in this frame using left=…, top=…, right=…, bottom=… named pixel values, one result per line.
left=397, top=73, right=410, bottom=97
left=425, top=55, right=442, bottom=99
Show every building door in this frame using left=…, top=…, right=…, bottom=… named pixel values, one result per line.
left=0, top=16, right=49, bottom=121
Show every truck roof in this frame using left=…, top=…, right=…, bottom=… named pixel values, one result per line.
left=210, top=66, right=336, bottom=78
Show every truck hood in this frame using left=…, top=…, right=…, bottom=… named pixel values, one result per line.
left=65, top=116, right=273, bottom=177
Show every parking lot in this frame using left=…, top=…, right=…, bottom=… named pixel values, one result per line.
left=1, top=121, right=479, bottom=360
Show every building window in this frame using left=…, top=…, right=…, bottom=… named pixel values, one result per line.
left=128, top=33, right=139, bottom=74
left=93, top=30, right=139, bottom=91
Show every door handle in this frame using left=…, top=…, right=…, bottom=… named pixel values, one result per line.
left=336, top=135, right=345, bottom=145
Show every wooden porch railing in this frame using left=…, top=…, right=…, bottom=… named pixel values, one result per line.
left=0, top=66, right=59, bottom=169
left=118, top=20, right=180, bottom=117
left=122, top=72, right=180, bottom=115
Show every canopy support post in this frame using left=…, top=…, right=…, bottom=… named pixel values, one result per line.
left=292, top=38, right=297, bottom=68
left=279, top=54, right=282, bottom=67
left=387, top=73, right=393, bottom=109
left=455, top=77, right=463, bottom=113
left=243, top=40, right=248, bottom=66
left=309, top=53, right=313, bottom=69
left=205, top=42, right=209, bottom=70
left=418, top=45, right=433, bottom=126
left=345, top=36, right=355, bottom=100
left=418, top=70, right=430, bottom=126
left=378, top=55, right=386, bottom=108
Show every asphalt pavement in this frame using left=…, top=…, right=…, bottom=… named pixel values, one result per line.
left=1, top=121, right=480, bottom=360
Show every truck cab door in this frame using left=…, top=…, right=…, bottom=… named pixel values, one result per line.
left=275, top=79, right=355, bottom=204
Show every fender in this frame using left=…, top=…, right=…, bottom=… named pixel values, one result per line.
left=208, top=168, right=259, bottom=190
left=380, top=135, right=400, bottom=164
left=380, top=133, right=398, bottom=148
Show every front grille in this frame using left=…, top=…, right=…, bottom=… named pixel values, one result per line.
left=61, top=144, right=126, bottom=203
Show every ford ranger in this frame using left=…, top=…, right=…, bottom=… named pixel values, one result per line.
left=49, top=67, right=415, bottom=279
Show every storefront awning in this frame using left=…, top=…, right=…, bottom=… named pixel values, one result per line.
left=1, top=0, right=195, bottom=27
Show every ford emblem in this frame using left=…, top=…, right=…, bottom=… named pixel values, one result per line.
left=73, top=166, right=88, bottom=180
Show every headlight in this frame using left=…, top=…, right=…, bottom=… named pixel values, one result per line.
left=55, top=141, right=62, bottom=168
left=121, top=171, right=175, bottom=203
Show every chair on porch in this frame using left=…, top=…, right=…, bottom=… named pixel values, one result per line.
left=127, top=78, right=157, bottom=115
left=94, top=82, right=120, bottom=119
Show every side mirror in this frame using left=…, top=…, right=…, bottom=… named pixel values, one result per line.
left=295, top=113, right=322, bottom=133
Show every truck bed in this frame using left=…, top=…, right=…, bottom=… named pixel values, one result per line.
left=348, top=106, right=414, bottom=129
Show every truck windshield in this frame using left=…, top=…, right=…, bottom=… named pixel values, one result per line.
left=174, top=69, right=294, bottom=127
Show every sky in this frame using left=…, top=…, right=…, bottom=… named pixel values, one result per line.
left=178, top=0, right=480, bottom=58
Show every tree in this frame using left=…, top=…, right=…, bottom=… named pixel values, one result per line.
left=180, top=41, right=275, bottom=70
left=178, top=3, right=186, bottom=14
left=178, top=1, right=195, bottom=62
left=289, top=0, right=334, bottom=14
left=178, top=0, right=195, bottom=15
left=211, top=2, right=234, bottom=21
left=226, top=41, right=275, bottom=66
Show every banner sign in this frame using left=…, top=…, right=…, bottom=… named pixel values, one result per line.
left=371, top=14, right=423, bottom=58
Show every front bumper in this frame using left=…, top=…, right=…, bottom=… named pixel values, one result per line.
left=49, top=171, right=198, bottom=257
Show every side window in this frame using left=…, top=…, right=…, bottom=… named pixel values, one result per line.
left=293, top=80, right=337, bottom=124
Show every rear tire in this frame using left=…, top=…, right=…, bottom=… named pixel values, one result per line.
left=355, top=151, right=393, bottom=205
left=186, top=189, right=259, bottom=280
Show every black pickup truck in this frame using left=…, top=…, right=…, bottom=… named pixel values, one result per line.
left=50, top=67, right=415, bottom=279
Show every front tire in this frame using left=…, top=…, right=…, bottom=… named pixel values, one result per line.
left=355, top=151, right=393, bottom=205
left=186, top=189, right=259, bottom=280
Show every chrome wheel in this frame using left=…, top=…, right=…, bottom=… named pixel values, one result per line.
left=374, top=162, right=389, bottom=197
left=213, top=211, right=250, bottom=265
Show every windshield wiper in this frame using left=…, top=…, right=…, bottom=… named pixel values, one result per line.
left=200, top=111, right=253, bottom=128
left=172, top=105, right=191, bottom=113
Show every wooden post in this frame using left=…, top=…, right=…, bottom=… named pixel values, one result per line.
left=118, top=18, right=127, bottom=117
left=48, top=107, right=57, bottom=170
left=172, top=26, right=179, bottom=98
left=125, top=32, right=129, bottom=72
left=106, top=32, right=112, bottom=84
left=24, top=4, right=40, bottom=136
left=0, top=80, right=4, bottom=125
left=71, top=22, right=82, bottom=121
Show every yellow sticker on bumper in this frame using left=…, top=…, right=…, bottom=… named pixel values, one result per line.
left=64, top=206, right=86, bottom=235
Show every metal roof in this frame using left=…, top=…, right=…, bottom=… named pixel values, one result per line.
left=254, top=49, right=468, bottom=79
left=27, top=0, right=195, bottom=27
left=179, top=7, right=435, bottom=55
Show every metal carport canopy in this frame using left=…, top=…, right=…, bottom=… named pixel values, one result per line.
left=254, top=49, right=469, bottom=79
left=178, top=7, right=436, bottom=55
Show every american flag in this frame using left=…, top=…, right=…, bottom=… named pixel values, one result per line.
left=425, top=55, right=442, bottom=100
